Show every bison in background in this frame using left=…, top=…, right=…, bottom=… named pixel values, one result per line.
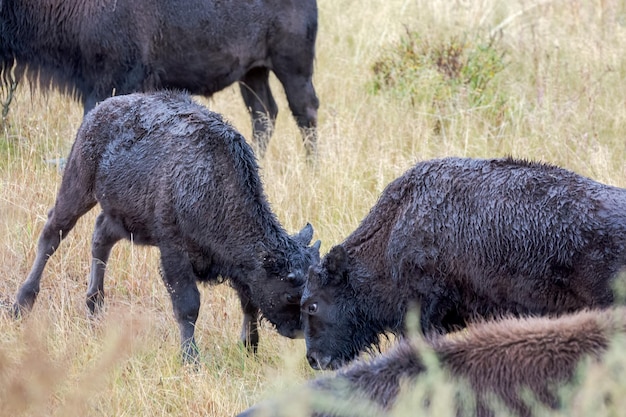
left=302, top=157, right=626, bottom=370
left=13, top=91, right=321, bottom=362
left=238, top=308, right=626, bottom=417
left=0, top=0, right=319, bottom=157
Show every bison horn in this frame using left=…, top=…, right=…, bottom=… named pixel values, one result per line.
left=310, top=239, right=322, bottom=260
left=287, top=271, right=307, bottom=286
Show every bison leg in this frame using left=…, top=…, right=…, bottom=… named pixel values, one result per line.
left=237, top=290, right=260, bottom=353
left=14, top=191, right=97, bottom=317
left=239, top=67, right=278, bottom=157
left=159, top=246, right=201, bottom=363
left=418, top=283, right=462, bottom=335
left=86, top=213, right=126, bottom=314
left=272, top=62, right=319, bottom=160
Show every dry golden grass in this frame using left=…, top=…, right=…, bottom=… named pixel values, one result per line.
left=2, top=0, right=626, bottom=416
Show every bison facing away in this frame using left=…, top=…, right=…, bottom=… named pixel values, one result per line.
left=238, top=308, right=626, bottom=417
left=13, top=91, right=321, bottom=362
left=302, top=157, right=626, bottom=370
left=0, top=0, right=319, bottom=157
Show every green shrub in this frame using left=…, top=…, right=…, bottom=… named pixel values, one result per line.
left=370, top=28, right=508, bottom=131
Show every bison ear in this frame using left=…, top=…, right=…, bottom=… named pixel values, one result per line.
left=294, top=223, right=314, bottom=245
left=324, top=245, right=349, bottom=281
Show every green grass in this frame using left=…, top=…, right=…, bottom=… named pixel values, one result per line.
left=2, top=0, right=626, bottom=415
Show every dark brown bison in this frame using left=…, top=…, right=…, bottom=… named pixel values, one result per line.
left=302, top=157, right=626, bottom=370
left=238, top=307, right=626, bottom=417
left=0, top=0, right=319, bottom=157
left=12, top=91, right=321, bottom=362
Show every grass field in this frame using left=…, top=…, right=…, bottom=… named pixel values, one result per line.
left=2, top=0, right=626, bottom=416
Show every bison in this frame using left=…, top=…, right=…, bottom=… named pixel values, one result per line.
left=238, top=307, right=626, bottom=417
left=302, top=157, right=626, bottom=370
left=12, top=91, right=321, bottom=362
left=0, top=0, right=319, bottom=157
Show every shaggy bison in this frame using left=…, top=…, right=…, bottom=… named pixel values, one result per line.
left=13, top=91, right=321, bottom=361
left=303, top=157, right=626, bottom=370
left=238, top=308, right=626, bottom=417
left=0, top=0, right=319, bottom=157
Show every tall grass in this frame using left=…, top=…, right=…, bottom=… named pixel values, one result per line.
left=1, top=0, right=626, bottom=415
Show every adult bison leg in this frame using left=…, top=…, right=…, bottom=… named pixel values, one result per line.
left=273, top=62, right=319, bottom=160
left=14, top=176, right=97, bottom=317
left=159, top=246, right=202, bottom=363
left=237, top=289, right=260, bottom=353
left=85, top=213, right=126, bottom=314
left=239, top=68, right=278, bottom=157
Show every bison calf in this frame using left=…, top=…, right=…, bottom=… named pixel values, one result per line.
left=13, top=91, right=320, bottom=362
left=303, top=157, right=626, bottom=369
left=239, top=308, right=626, bottom=417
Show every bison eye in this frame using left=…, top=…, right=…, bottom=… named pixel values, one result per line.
left=284, top=293, right=298, bottom=304
left=307, top=302, right=318, bottom=315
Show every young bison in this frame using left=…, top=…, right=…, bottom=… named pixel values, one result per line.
left=13, top=91, right=320, bottom=362
left=303, top=157, right=626, bottom=370
left=238, top=308, right=626, bottom=417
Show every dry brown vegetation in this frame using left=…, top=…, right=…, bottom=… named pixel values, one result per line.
left=2, top=0, right=626, bottom=416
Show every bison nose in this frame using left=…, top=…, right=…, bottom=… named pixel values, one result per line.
left=306, top=351, right=332, bottom=370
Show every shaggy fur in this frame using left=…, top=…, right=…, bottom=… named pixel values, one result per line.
left=0, top=0, right=319, bottom=156
left=13, top=91, right=320, bottom=361
left=302, top=157, right=626, bottom=369
left=239, top=308, right=626, bottom=417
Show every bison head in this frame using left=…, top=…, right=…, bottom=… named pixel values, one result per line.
left=255, top=223, right=321, bottom=339
left=301, top=244, right=381, bottom=370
